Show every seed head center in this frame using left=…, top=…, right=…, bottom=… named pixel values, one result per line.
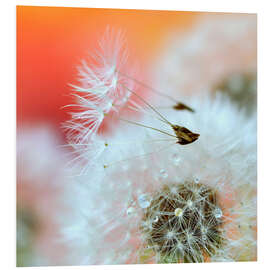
left=141, top=181, right=223, bottom=263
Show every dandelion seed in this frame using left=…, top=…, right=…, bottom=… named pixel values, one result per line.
left=171, top=153, right=181, bottom=166
left=172, top=125, right=200, bottom=145
left=64, top=28, right=136, bottom=146
left=117, top=70, right=195, bottom=112
left=173, top=102, right=195, bottom=112
left=159, top=169, right=168, bottom=179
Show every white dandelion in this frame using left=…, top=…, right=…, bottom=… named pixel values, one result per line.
left=61, top=22, right=256, bottom=264
left=61, top=93, right=257, bottom=264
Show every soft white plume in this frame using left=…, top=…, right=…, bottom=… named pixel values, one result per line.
left=61, top=93, right=257, bottom=264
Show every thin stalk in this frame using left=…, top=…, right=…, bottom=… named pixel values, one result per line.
left=119, top=118, right=177, bottom=139
left=103, top=142, right=176, bottom=168
left=120, top=83, right=173, bottom=127
left=118, top=70, right=177, bottom=103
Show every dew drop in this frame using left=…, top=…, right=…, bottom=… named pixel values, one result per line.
left=201, top=227, right=207, bottom=234
left=126, top=207, right=135, bottom=216
left=159, top=169, right=168, bottom=179
left=194, top=178, right=199, bottom=184
left=187, top=199, right=193, bottom=208
left=214, top=207, right=223, bottom=218
left=138, top=194, right=151, bottom=209
left=153, top=216, right=159, bottom=223
left=177, top=244, right=184, bottom=251
left=170, top=186, right=178, bottom=194
left=172, top=153, right=181, bottom=165
left=174, top=208, right=184, bottom=217
left=122, top=163, right=130, bottom=171
left=166, top=231, right=175, bottom=239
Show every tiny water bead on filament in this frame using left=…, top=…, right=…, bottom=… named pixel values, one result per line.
left=140, top=182, right=224, bottom=263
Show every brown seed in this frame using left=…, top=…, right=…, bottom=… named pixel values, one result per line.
left=173, top=102, right=195, bottom=113
left=172, top=125, right=200, bottom=145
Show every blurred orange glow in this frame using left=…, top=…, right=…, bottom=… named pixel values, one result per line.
left=17, top=6, right=199, bottom=135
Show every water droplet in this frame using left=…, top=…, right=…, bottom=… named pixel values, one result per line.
left=194, top=178, right=199, bottom=184
left=166, top=231, right=175, bottom=239
left=170, top=186, right=178, bottom=194
left=214, top=208, right=223, bottom=218
left=153, top=216, right=159, bottom=223
left=130, top=199, right=136, bottom=206
left=138, top=194, right=151, bottom=209
left=174, top=208, right=184, bottom=217
left=202, top=235, right=207, bottom=241
left=122, top=163, right=129, bottom=171
left=126, top=207, right=135, bottom=216
left=172, top=153, right=181, bottom=165
left=187, top=199, right=193, bottom=208
left=142, top=220, right=152, bottom=230
left=159, top=169, right=168, bottom=179
left=201, top=227, right=207, bottom=234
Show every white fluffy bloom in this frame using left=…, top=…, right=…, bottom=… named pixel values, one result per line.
left=61, top=20, right=256, bottom=264
left=75, top=27, right=130, bottom=109
left=63, top=28, right=137, bottom=145
left=64, top=96, right=105, bottom=144
left=61, top=93, right=257, bottom=264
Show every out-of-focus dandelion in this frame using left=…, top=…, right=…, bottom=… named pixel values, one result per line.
left=153, top=14, right=257, bottom=110
left=61, top=22, right=256, bottom=265
left=17, top=127, right=69, bottom=266
left=213, top=72, right=257, bottom=114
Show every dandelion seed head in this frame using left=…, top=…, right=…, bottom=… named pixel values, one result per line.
left=61, top=20, right=256, bottom=264
left=61, top=92, right=256, bottom=264
left=140, top=181, right=224, bottom=263
left=62, top=95, right=256, bottom=264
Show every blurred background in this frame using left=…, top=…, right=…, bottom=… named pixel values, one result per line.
left=17, top=6, right=201, bottom=135
left=16, top=6, right=256, bottom=266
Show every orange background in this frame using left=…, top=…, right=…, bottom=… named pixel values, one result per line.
left=17, top=6, right=200, bottom=138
